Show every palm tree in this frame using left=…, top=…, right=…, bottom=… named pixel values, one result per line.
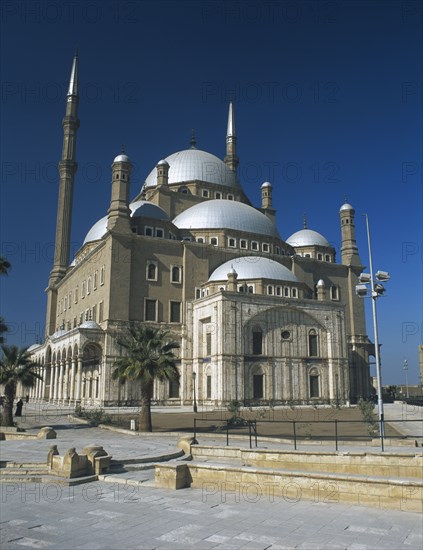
left=112, top=324, right=180, bottom=432
left=0, top=256, right=11, bottom=276
left=0, top=317, right=8, bottom=344
left=0, top=345, right=42, bottom=426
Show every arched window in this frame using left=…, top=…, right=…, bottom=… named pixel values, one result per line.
left=308, top=329, right=318, bottom=357
left=309, top=369, right=320, bottom=398
left=147, top=262, right=157, bottom=281
left=171, top=266, right=181, bottom=283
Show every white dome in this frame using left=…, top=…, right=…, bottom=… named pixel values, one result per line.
left=114, top=154, right=130, bottom=163
left=209, top=257, right=298, bottom=282
left=173, top=200, right=280, bottom=238
left=286, top=229, right=330, bottom=248
left=83, top=201, right=169, bottom=245
left=317, top=279, right=325, bottom=287
left=340, top=202, right=354, bottom=212
left=144, top=149, right=241, bottom=189
left=261, top=181, right=272, bottom=188
left=51, top=329, right=67, bottom=341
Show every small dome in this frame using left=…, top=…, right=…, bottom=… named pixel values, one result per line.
left=83, top=201, right=169, bottom=245
left=157, top=159, right=169, bottom=167
left=209, top=257, right=298, bottom=283
left=143, top=149, right=241, bottom=189
left=286, top=229, right=331, bottom=248
left=261, top=181, right=272, bottom=188
left=173, top=200, right=280, bottom=238
left=51, top=329, right=67, bottom=341
left=317, top=279, right=325, bottom=287
left=114, top=154, right=130, bottom=163
left=79, top=321, right=101, bottom=330
left=27, top=344, right=40, bottom=352
left=340, top=203, right=354, bottom=212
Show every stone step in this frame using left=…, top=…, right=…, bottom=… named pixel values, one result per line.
left=0, top=472, right=98, bottom=486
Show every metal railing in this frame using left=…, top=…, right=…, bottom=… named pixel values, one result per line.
left=193, top=418, right=422, bottom=452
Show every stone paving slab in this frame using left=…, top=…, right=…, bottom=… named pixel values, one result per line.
left=1, top=481, right=421, bottom=550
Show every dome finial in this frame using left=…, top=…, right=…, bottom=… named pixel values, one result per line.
left=121, top=144, right=125, bottom=154
left=303, top=212, right=308, bottom=229
left=190, top=129, right=196, bottom=149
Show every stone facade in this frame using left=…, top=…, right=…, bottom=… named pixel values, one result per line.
left=25, top=56, right=373, bottom=407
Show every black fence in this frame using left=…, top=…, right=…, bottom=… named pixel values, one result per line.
left=193, top=418, right=423, bottom=452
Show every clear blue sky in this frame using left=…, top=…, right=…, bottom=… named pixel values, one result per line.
left=1, top=0, right=422, bottom=385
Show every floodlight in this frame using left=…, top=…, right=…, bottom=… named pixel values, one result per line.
left=355, top=284, right=368, bottom=297
left=374, top=283, right=386, bottom=296
left=375, top=270, right=390, bottom=282
left=359, top=273, right=371, bottom=283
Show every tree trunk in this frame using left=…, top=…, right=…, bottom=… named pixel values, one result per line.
left=2, top=383, right=15, bottom=427
left=139, top=380, right=153, bottom=432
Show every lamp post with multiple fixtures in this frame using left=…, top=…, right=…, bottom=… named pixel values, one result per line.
left=403, top=359, right=409, bottom=398
left=355, top=214, right=390, bottom=441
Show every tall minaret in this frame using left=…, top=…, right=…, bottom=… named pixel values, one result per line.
left=45, top=55, right=80, bottom=336
left=339, top=201, right=362, bottom=266
left=49, top=54, right=80, bottom=284
left=224, top=99, right=239, bottom=173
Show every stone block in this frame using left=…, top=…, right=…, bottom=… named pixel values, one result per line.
left=155, top=463, right=189, bottom=490
left=37, top=427, right=57, bottom=439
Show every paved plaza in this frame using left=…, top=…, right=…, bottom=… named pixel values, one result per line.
left=0, top=403, right=422, bottom=549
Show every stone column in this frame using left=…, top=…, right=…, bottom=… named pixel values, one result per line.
left=58, top=360, right=64, bottom=400
left=69, top=358, right=76, bottom=401
left=76, top=357, right=83, bottom=401
left=52, top=363, right=58, bottom=400
left=63, top=359, right=70, bottom=401
left=41, top=366, right=47, bottom=400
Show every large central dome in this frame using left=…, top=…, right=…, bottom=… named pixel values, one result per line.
left=173, top=200, right=280, bottom=238
left=144, top=149, right=241, bottom=189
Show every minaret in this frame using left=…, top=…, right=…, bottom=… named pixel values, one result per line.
left=339, top=201, right=362, bottom=266
left=156, top=159, right=170, bottom=188
left=45, top=54, right=80, bottom=336
left=224, top=99, right=239, bottom=172
left=49, top=54, right=80, bottom=284
left=107, top=152, right=132, bottom=234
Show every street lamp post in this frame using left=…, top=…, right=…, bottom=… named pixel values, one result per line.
left=193, top=371, right=198, bottom=413
left=355, top=214, right=390, bottom=442
left=403, top=359, right=409, bottom=398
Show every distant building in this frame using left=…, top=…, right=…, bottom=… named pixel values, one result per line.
left=27, top=56, right=373, bottom=406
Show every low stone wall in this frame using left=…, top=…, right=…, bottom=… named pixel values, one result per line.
left=0, top=427, right=56, bottom=440
left=191, top=446, right=423, bottom=479
left=155, top=462, right=423, bottom=512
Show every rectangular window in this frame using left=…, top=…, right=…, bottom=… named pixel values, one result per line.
left=169, top=377, right=180, bottom=398
left=206, top=332, right=212, bottom=356
left=195, top=288, right=201, bottom=299
left=317, top=253, right=323, bottom=261
left=196, top=237, right=204, bottom=243
left=82, top=281, right=86, bottom=298
left=92, top=305, right=97, bottom=322
left=210, top=237, right=218, bottom=246
left=145, top=226, right=153, bottom=236
left=155, top=228, right=164, bottom=238
left=325, top=254, right=331, bottom=262
left=215, top=192, right=221, bottom=199
left=98, top=301, right=104, bottom=322
left=68, top=292, right=72, bottom=309
left=228, top=237, right=236, bottom=248
left=252, top=331, right=263, bottom=355
left=93, top=272, right=98, bottom=290
left=331, top=286, right=339, bottom=300
left=284, top=287, right=290, bottom=297
left=292, top=288, right=298, bottom=298
left=170, top=301, right=181, bottom=323
left=240, top=239, right=247, bottom=249
left=251, top=241, right=259, bottom=251
left=146, top=261, right=158, bottom=281
left=145, top=299, right=157, bottom=321
left=309, top=334, right=318, bottom=357
left=227, top=194, right=234, bottom=200
left=202, top=190, right=209, bottom=198
left=100, top=266, right=105, bottom=286
left=310, top=375, right=319, bottom=398
left=262, top=243, right=270, bottom=253
left=276, top=286, right=282, bottom=296
left=206, top=375, right=212, bottom=399
left=75, top=287, right=78, bottom=304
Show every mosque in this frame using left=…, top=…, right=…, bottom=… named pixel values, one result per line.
left=28, top=56, right=373, bottom=406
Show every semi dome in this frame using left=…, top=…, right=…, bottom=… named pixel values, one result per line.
left=209, top=257, right=298, bottom=282
left=143, top=149, right=241, bottom=189
left=83, top=201, right=169, bottom=245
left=286, top=229, right=331, bottom=248
left=173, top=200, right=280, bottom=238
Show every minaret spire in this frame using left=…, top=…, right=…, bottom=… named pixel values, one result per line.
left=190, top=129, right=196, bottom=149
left=224, top=99, right=239, bottom=172
left=46, top=54, right=80, bottom=335
left=303, top=213, right=308, bottom=229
